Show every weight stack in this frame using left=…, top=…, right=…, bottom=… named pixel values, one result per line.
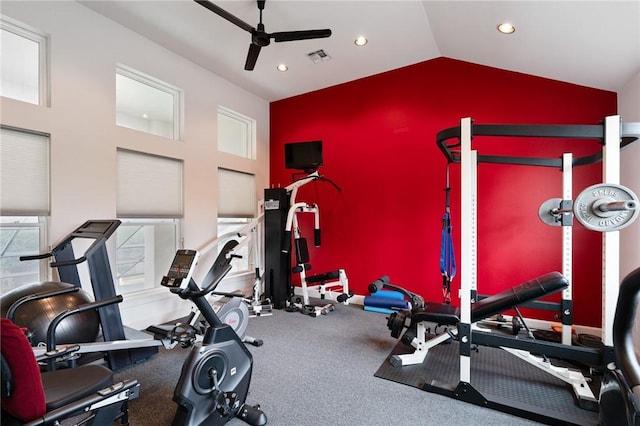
left=264, top=188, right=292, bottom=309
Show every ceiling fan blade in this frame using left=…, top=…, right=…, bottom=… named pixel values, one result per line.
left=244, top=43, right=262, bottom=71
left=194, top=0, right=255, bottom=34
left=272, top=29, right=332, bottom=43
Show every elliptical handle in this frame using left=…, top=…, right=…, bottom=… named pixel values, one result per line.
left=187, top=264, right=233, bottom=298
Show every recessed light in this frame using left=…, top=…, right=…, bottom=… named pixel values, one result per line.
left=497, top=23, right=515, bottom=34
left=277, top=64, right=288, bottom=72
left=142, top=113, right=149, bottom=119
left=354, top=35, right=368, bottom=46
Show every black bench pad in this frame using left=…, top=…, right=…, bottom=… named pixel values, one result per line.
left=410, top=272, right=568, bottom=326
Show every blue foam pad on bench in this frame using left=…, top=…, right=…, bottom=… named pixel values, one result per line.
left=374, top=290, right=405, bottom=300
left=364, top=295, right=409, bottom=310
left=364, top=306, right=396, bottom=315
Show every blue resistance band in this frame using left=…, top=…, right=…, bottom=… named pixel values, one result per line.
left=440, top=211, right=456, bottom=303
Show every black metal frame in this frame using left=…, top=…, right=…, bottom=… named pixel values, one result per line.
left=436, top=121, right=640, bottom=167
left=426, top=117, right=640, bottom=425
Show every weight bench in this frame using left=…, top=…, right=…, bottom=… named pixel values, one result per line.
left=370, top=272, right=568, bottom=368
left=382, top=272, right=602, bottom=410
left=291, top=237, right=352, bottom=317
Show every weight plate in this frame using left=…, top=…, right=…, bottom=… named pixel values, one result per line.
left=387, top=311, right=407, bottom=339
left=538, top=198, right=564, bottom=226
left=574, top=183, right=639, bottom=231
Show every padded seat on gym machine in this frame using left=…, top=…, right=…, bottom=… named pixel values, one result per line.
left=411, top=272, right=569, bottom=326
left=413, top=303, right=460, bottom=326
left=306, top=270, right=340, bottom=284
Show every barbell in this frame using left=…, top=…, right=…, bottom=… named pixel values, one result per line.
left=538, top=183, right=639, bottom=232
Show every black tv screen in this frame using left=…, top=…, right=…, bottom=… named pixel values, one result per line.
left=284, top=140, right=323, bottom=171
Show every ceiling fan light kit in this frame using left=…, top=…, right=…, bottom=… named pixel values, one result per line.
left=195, top=0, right=332, bottom=71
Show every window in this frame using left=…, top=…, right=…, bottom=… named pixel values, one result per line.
left=217, top=218, right=252, bottom=273
left=0, top=127, right=50, bottom=292
left=0, top=16, right=48, bottom=105
left=217, top=169, right=256, bottom=273
left=116, top=65, right=182, bottom=140
left=217, top=106, right=256, bottom=159
left=115, top=219, right=180, bottom=293
left=0, top=217, right=46, bottom=293
left=116, top=150, right=183, bottom=293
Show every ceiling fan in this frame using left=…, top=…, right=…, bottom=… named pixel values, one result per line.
left=194, top=0, right=332, bottom=71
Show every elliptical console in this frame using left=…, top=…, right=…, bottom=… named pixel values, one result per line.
left=162, top=249, right=267, bottom=426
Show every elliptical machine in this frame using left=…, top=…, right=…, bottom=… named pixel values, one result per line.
left=161, top=249, right=267, bottom=426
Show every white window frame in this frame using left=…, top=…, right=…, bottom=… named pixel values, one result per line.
left=116, top=64, right=183, bottom=140
left=0, top=216, right=48, bottom=293
left=0, top=15, right=49, bottom=106
left=217, top=106, right=256, bottom=159
left=217, top=169, right=258, bottom=275
left=217, top=217, right=252, bottom=274
left=114, top=218, right=181, bottom=294
left=116, top=149, right=184, bottom=295
left=0, top=126, right=50, bottom=291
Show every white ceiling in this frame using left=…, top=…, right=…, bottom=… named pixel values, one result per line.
left=80, top=0, right=640, bottom=102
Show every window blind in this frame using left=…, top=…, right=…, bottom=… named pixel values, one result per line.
left=117, top=149, right=183, bottom=218
left=0, top=127, right=49, bottom=215
left=218, top=168, right=255, bottom=218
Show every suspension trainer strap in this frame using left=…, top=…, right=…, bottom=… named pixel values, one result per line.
left=440, top=164, right=456, bottom=304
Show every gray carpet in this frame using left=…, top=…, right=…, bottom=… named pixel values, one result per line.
left=111, top=303, right=543, bottom=425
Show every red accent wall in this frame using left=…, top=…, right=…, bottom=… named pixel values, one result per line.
left=269, top=57, right=617, bottom=327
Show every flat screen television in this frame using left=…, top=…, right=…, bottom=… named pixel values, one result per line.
left=284, top=140, right=323, bottom=171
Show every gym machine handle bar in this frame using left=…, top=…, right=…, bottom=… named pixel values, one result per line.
left=6, top=286, right=80, bottom=323
left=172, top=263, right=233, bottom=299
left=20, top=248, right=89, bottom=267
left=45, top=295, right=124, bottom=371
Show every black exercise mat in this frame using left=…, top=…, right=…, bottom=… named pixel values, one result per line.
left=374, top=339, right=600, bottom=425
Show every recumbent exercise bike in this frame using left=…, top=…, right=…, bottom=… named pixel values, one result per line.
left=161, top=249, right=267, bottom=426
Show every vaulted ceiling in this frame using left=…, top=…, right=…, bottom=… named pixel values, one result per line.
left=80, top=0, right=640, bottom=102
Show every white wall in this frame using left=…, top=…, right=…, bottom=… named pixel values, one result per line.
left=617, top=71, right=640, bottom=357
left=0, top=1, right=270, bottom=329
left=618, top=72, right=640, bottom=278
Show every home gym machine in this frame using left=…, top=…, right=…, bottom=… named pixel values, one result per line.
left=404, top=114, right=638, bottom=424
left=147, top=217, right=270, bottom=346
left=0, top=220, right=159, bottom=371
left=373, top=116, right=639, bottom=425
left=203, top=212, right=272, bottom=319
left=265, top=170, right=352, bottom=316
left=161, top=249, right=267, bottom=426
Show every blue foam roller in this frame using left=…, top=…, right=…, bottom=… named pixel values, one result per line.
left=374, top=290, right=404, bottom=300
left=363, top=295, right=408, bottom=309
left=364, top=306, right=395, bottom=315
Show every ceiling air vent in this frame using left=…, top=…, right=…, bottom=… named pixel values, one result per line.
left=307, top=49, right=331, bottom=64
